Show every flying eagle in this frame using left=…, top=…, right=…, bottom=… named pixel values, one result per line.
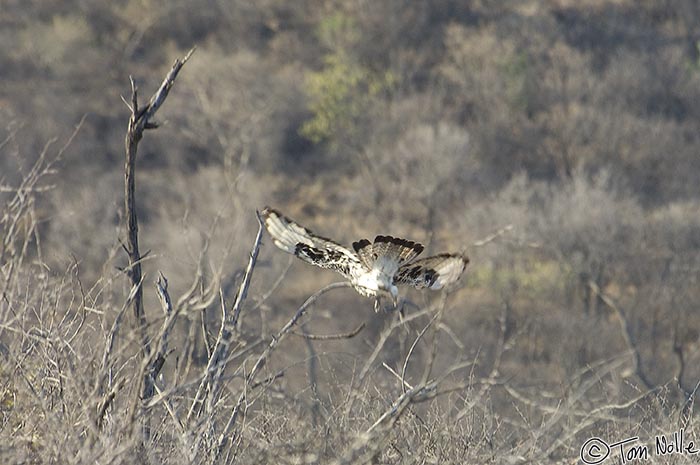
left=261, top=207, right=468, bottom=310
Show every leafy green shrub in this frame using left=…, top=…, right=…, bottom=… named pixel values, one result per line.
left=299, top=52, right=395, bottom=145
left=299, top=12, right=395, bottom=145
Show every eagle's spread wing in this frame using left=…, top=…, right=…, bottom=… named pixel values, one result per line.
left=394, top=254, right=469, bottom=290
left=261, top=207, right=361, bottom=278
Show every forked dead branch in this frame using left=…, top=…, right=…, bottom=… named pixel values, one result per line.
left=120, top=47, right=195, bottom=442
left=123, top=47, right=195, bottom=351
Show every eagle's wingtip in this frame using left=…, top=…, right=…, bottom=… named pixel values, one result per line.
left=261, top=206, right=283, bottom=222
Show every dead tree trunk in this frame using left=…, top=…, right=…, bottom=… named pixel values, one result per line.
left=122, top=48, right=194, bottom=440
left=125, top=105, right=147, bottom=351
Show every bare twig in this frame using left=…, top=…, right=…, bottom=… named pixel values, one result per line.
left=65, top=256, right=88, bottom=345
left=214, top=282, right=353, bottom=459
left=231, top=211, right=264, bottom=329
left=93, top=276, right=144, bottom=430
left=332, top=381, right=438, bottom=465
left=146, top=274, right=188, bottom=439
left=155, top=272, right=173, bottom=315
left=302, top=321, right=322, bottom=426
left=401, top=311, right=440, bottom=393
left=343, top=307, right=435, bottom=419
left=587, top=280, right=656, bottom=390
left=1, top=117, right=84, bottom=306
left=174, top=225, right=220, bottom=313
left=455, top=304, right=509, bottom=422
left=143, top=272, right=179, bottom=405
left=187, top=212, right=264, bottom=422
left=382, top=362, right=413, bottom=390
left=250, top=255, right=293, bottom=312
left=366, top=381, right=438, bottom=433
left=472, top=224, right=514, bottom=247
left=291, top=322, right=365, bottom=340
left=99, top=277, right=143, bottom=381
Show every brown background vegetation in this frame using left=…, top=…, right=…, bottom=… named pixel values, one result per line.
left=2, top=0, right=700, bottom=463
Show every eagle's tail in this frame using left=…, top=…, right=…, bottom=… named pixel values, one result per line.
left=352, top=235, right=424, bottom=271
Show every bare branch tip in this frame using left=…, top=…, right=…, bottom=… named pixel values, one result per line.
left=128, top=76, right=139, bottom=114
left=157, top=271, right=168, bottom=289
left=120, top=94, right=133, bottom=112
left=119, top=239, right=129, bottom=255
left=183, top=47, right=196, bottom=63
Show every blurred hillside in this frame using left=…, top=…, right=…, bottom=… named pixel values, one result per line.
left=2, top=0, right=700, bottom=463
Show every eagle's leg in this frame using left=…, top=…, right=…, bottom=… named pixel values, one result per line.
left=374, top=297, right=381, bottom=313
left=396, top=297, right=405, bottom=317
